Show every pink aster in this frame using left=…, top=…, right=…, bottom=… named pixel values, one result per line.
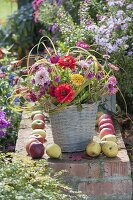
left=33, top=10, right=39, bottom=23
left=108, top=76, right=117, bottom=86
left=108, top=63, right=119, bottom=71
left=34, top=68, right=49, bottom=86
left=76, top=41, right=90, bottom=50
left=32, top=0, right=43, bottom=11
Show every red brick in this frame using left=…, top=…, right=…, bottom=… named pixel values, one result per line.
left=103, top=160, right=131, bottom=177
left=88, top=162, right=101, bottom=178
left=49, top=162, right=88, bottom=178
left=78, top=179, right=132, bottom=196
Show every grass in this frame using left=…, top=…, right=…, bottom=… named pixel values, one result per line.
left=0, top=0, right=17, bottom=24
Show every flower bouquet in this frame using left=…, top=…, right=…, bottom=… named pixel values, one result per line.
left=10, top=37, right=118, bottom=152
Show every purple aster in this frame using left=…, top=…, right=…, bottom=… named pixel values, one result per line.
left=49, top=23, right=59, bottom=34
left=108, top=84, right=118, bottom=95
left=0, top=130, right=6, bottom=138
left=87, top=71, right=94, bottom=79
left=54, top=75, right=60, bottom=83
left=38, top=86, right=46, bottom=98
left=95, top=72, right=103, bottom=80
left=29, top=91, right=37, bottom=102
left=49, top=85, right=56, bottom=97
left=76, top=41, right=90, bottom=50
left=0, top=110, right=6, bottom=119
left=0, top=118, right=9, bottom=129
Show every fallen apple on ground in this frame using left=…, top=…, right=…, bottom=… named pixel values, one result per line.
left=46, top=143, right=62, bottom=158
left=29, top=134, right=44, bottom=143
left=31, top=129, right=46, bottom=138
left=99, top=128, right=115, bottom=139
left=33, top=113, right=45, bottom=123
left=29, top=141, right=44, bottom=159
left=102, top=141, right=118, bottom=157
left=31, top=119, right=45, bottom=130
left=99, top=123, right=115, bottom=133
left=86, top=142, right=101, bottom=157
left=26, top=139, right=39, bottom=155
left=31, top=110, right=43, bottom=120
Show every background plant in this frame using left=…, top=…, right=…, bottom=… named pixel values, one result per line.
left=37, top=0, right=133, bottom=113
left=0, top=3, right=41, bottom=59
left=0, top=49, right=21, bottom=152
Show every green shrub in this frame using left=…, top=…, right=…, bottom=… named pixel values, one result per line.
left=0, top=153, right=88, bottom=200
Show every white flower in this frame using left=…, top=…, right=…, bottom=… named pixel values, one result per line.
left=34, top=68, right=49, bottom=86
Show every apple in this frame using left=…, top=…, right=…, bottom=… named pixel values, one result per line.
left=31, top=129, right=46, bottom=138
left=29, top=141, right=45, bottom=159
left=46, top=144, right=62, bottom=158
left=26, top=139, right=39, bottom=155
left=102, top=141, right=118, bottom=157
left=99, top=123, right=115, bottom=133
left=86, top=142, right=101, bottom=157
left=99, top=128, right=115, bottom=139
left=101, top=134, right=117, bottom=143
left=98, top=118, right=113, bottom=127
left=31, top=119, right=45, bottom=130
left=98, top=114, right=112, bottom=123
left=31, top=111, right=42, bottom=120
left=33, top=113, right=45, bottom=122
left=29, top=134, right=44, bottom=143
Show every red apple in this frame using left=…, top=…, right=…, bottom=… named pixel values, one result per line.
left=31, top=111, right=42, bottom=120
left=99, top=123, right=115, bottom=133
left=29, top=134, right=44, bottom=143
left=98, top=118, right=113, bottom=127
left=99, top=128, right=114, bottom=139
left=29, top=141, right=44, bottom=159
left=98, top=114, right=112, bottom=123
left=31, top=119, right=45, bottom=130
left=33, top=113, right=45, bottom=122
left=26, top=139, right=39, bottom=155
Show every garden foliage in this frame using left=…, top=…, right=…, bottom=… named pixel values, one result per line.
left=0, top=153, right=88, bottom=200
left=0, top=3, right=41, bottom=58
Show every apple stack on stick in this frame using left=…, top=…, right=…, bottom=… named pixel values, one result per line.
left=26, top=111, right=62, bottom=159
left=26, top=111, right=46, bottom=159
left=86, top=113, right=119, bottom=158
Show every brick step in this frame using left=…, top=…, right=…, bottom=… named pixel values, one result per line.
left=15, top=114, right=133, bottom=200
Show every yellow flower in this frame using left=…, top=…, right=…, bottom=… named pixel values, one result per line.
left=71, top=74, right=84, bottom=86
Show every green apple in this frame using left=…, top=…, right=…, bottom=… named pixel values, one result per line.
left=31, top=129, right=46, bottom=138
left=86, top=142, right=101, bottom=157
left=46, top=144, right=62, bottom=158
left=102, top=141, right=118, bottom=157
left=101, top=134, right=117, bottom=143
left=31, top=120, right=45, bottom=130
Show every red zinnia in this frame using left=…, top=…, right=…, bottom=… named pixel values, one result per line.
left=55, top=84, right=75, bottom=103
left=58, top=55, right=76, bottom=70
